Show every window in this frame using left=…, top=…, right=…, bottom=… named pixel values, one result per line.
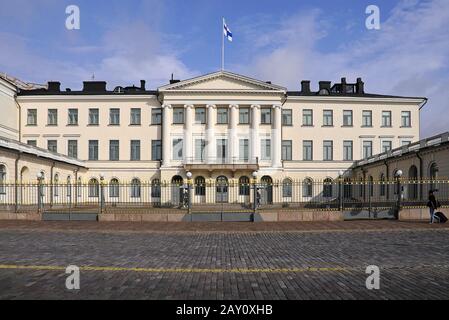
left=68, top=140, right=78, bottom=158
left=109, top=179, right=119, bottom=198
left=261, top=139, right=271, bottom=160
left=173, top=108, right=184, bottom=124
left=130, top=140, right=141, bottom=161
left=282, top=109, right=292, bottom=126
left=172, top=139, right=183, bottom=160
left=217, top=139, right=228, bottom=162
left=195, top=176, right=206, bottom=196
left=68, top=109, right=78, bottom=125
left=362, top=110, right=372, bottom=127
left=401, top=111, right=411, bottom=127
left=151, top=179, right=161, bottom=198
left=282, top=179, right=293, bottom=198
left=282, top=140, right=292, bottom=161
left=47, top=109, right=58, bottom=126
left=323, top=140, right=333, bottom=161
left=239, top=139, right=249, bottom=162
left=343, top=140, right=353, bottom=161
left=401, top=140, right=412, bottom=146
left=303, top=140, right=313, bottom=161
left=217, top=108, right=228, bottom=124
left=323, top=110, right=333, bottom=126
left=151, top=140, right=162, bottom=161
left=0, top=165, right=6, bottom=194
left=47, top=140, right=57, bottom=153
left=382, top=111, right=392, bottom=127
left=89, top=140, right=99, bottom=161
left=130, top=178, right=141, bottom=198
left=343, top=110, right=353, bottom=126
left=195, top=139, right=206, bottom=161
left=130, top=108, right=141, bottom=125
left=239, top=176, right=250, bottom=196
left=151, top=108, right=162, bottom=125
left=89, top=108, right=99, bottom=125
left=194, top=107, right=206, bottom=124
left=88, top=178, right=99, bottom=198
left=303, top=178, right=313, bottom=197
left=363, top=141, right=373, bottom=158
left=110, top=108, right=120, bottom=125
left=261, top=108, right=272, bottom=124
left=303, top=109, right=313, bottom=126
left=27, top=140, right=37, bottom=147
left=323, top=178, right=333, bottom=198
left=27, top=109, right=37, bottom=125
left=382, top=140, right=392, bottom=153
left=239, top=108, right=250, bottom=124
left=109, top=140, right=120, bottom=161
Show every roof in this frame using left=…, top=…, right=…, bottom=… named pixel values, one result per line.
left=287, top=91, right=427, bottom=100
left=0, top=137, right=86, bottom=168
left=0, top=72, right=47, bottom=91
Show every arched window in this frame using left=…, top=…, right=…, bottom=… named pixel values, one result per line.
left=53, top=174, right=59, bottom=197
left=379, top=174, right=386, bottom=197
left=323, top=178, right=333, bottom=198
left=430, top=163, right=439, bottom=192
left=194, top=176, right=206, bottom=196
left=109, top=178, right=119, bottom=198
left=239, top=176, right=250, bottom=196
left=151, top=179, right=161, bottom=198
left=409, top=166, right=418, bottom=200
left=343, top=178, right=352, bottom=199
left=359, top=177, right=364, bottom=197
left=77, top=177, right=82, bottom=198
left=130, top=178, right=141, bottom=198
left=66, top=176, right=72, bottom=197
left=368, top=176, right=374, bottom=197
left=282, top=178, right=292, bottom=198
left=0, top=165, right=6, bottom=194
left=88, top=178, right=99, bottom=198
left=303, top=178, right=313, bottom=198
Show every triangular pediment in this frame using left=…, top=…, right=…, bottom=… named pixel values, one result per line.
left=159, top=71, right=286, bottom=92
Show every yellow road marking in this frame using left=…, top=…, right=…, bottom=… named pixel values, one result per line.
left=0, top=264, right=350, bottom=274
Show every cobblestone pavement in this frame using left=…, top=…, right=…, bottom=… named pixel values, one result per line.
left=0, top=221, right=449, bottom=299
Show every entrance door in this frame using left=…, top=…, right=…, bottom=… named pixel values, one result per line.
left=261, top=176, right=273, bottom=205
left=216, top=176, right=229, bottom=203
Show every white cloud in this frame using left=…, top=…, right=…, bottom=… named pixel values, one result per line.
left=237, top=0, right=449, bottom=138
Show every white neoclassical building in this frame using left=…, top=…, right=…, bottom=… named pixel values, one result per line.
left=0, top=70, right=428, bottom=204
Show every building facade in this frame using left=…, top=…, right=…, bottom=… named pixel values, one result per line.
left=0, top=71, right=428, bottom=205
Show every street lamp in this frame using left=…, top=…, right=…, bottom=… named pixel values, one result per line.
left=186, top=172, right=193, bottom=214
left=395, top=169, right=403, bottom=219
left=395, top=170, right=403, bottom=178
left=36, top=172, right=44, bottom=213
left=252, top=171, right=258, bottom=216
left=186, top=171, right=193, bottom=179
left=99, top=173, right=105, bottom=214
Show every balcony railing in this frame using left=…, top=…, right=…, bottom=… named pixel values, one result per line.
left=184, top=157, right=259, bottom=165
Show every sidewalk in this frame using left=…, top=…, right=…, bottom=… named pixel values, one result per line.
left=0, top=219, right=448, bottom=233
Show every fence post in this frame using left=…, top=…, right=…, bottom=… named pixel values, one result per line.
left=37, top=173, right=43, bottom=214
left=186, top=172, right=192, bottom=214
left=100, top=174, right=105, bottom=214
left=395, top=170, right=403, bottom=219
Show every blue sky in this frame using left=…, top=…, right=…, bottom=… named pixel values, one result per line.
left=1, top=0, right=448, bottom=138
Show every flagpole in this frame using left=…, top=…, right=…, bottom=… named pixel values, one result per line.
left=221, top=17, right=225, bottom=71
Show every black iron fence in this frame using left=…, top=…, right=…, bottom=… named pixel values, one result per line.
left=0, top=179, right=448, bottom=213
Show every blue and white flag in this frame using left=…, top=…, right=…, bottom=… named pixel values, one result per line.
left=223, top=19, right=233, bottom=42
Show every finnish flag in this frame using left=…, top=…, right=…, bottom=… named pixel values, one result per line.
left=223, top=20, right=233, bottom=42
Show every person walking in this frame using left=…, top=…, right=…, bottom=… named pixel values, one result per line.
left=427, top=190, right=439, bottom=224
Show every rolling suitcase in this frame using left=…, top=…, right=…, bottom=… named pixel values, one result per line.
left=434, top=212, right=448, bottom=223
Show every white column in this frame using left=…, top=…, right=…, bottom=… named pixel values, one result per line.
left=162, top=104, right=172, bottom=167
left=184, top=104, right=194, bottom=163
left=206, top=105, right=216, bottom=163
left=272, top=105, right=282, bottom=168
left=251, top=105, right=260, bottom=163
left=229, top=104, right=238, bottom=163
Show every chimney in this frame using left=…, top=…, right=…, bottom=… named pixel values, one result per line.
left=319, top=81, right=331, bottom=92
left=356, top=78, right=365, bottom=94
left=47, top=81, right=61, bottom=92
left=169, top=73, right=180, bottom=84
left=301, top=80, right=311, bottom=93
left=265, top=81, right=272, bottom=84
left=140, top=80, right=146, bottom=90
left=83, top=81, right=107, bottom=92
left=341, top=77, right=347, bottom=94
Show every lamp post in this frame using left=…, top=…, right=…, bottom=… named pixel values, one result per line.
left=186, top=171, right=193, bottom=214
left=395, top=170, right=403, bottom=219
left=252, top=171, right=258, bottom=220
left=36, top=172, right=44, bottom=213
left=99, top=173, right=105, bottom=214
